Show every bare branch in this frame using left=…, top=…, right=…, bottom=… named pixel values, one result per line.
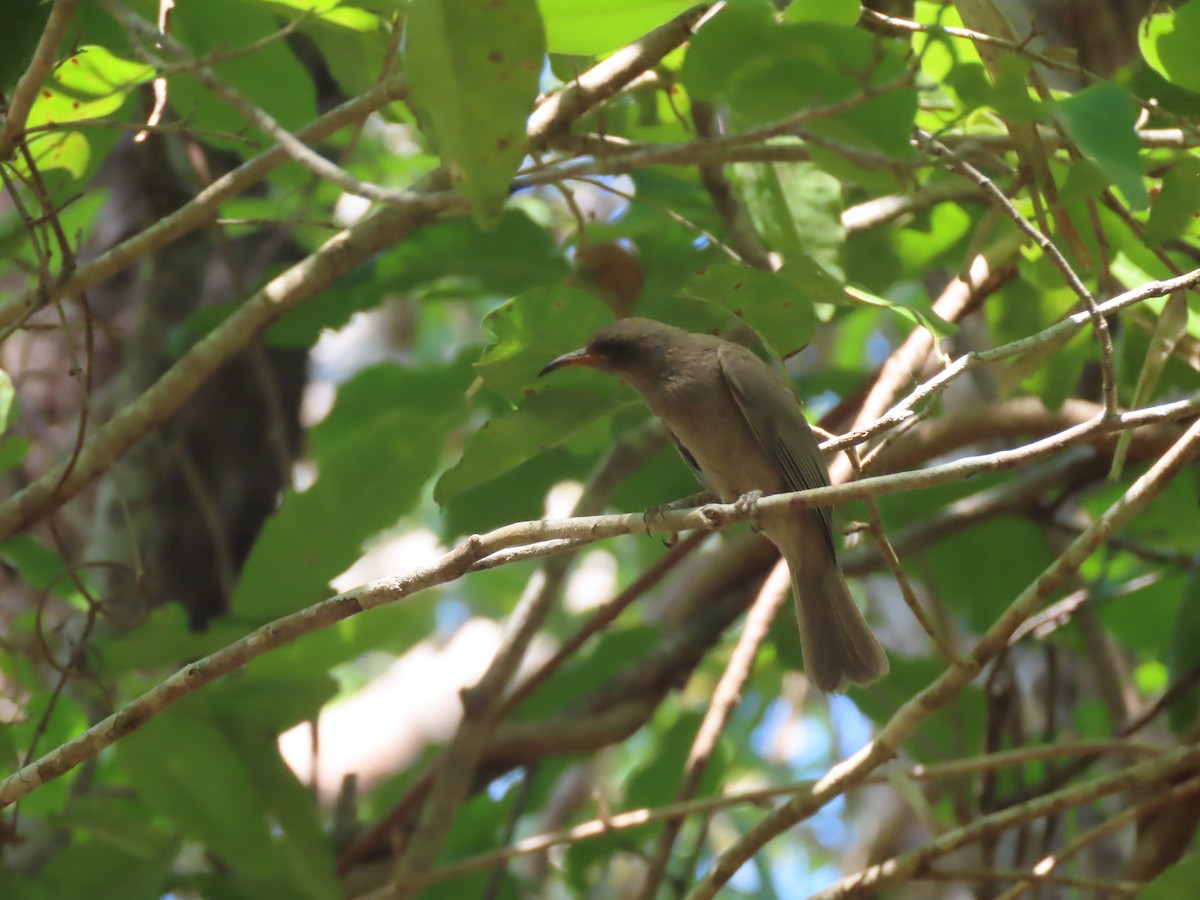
left=0, top=75, right=410, bottom=333
left=636, top=562, right=792, bottom=898
left=2, top=392, right=1195, bottom=810
left=390, top=739, right=1163, bottom=893
left=690, top=413, right=1200, bottom=898
left=527, top=4, right=714, bottom=144
left=0, top=196, right=457, bottom=546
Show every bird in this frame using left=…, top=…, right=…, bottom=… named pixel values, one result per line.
left=539, top=317, right=888, bottom=692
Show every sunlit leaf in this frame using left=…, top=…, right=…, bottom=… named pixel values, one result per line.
left=538, top=0, right=694, bottom=54
left=1146, top=158, right=1200, bottom=246
left=1055, top=83, right=1148, bottom=210
left=406, top=0, right=546, bottom=227
left=1141, top=5, right=1200, bottom=94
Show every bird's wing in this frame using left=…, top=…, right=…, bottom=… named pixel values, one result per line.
left=718, top=344, right=835, bottom=550
left=668, top=428, right=709, bottom=488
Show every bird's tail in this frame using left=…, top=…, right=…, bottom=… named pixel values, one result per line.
left=792, top=556, right=889, bottom=693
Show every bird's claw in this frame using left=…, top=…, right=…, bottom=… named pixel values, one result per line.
left=735, top=490, right=765, bottom=533
left=643, top=505, right=678, bottom=547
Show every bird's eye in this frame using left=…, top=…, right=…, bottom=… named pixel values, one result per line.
left=592, top=336, right=632, bottom=362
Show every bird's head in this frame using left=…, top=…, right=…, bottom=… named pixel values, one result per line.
left=538, top=318, right=684, bottom=390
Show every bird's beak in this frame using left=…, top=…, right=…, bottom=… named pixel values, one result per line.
left=538, top=347, right=603, bottom=377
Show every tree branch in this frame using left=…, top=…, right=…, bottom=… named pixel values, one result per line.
left=689, top=412, right=1200, bottom=898
left=0, top=75, right=409, bottom=332
left=0, top=195, right=456, bottom=546
left=3, top=393, right=1195, bottom=809
left=387, top=739, right=1162, bottom=893
left=0, top=0, right=83, bottom=160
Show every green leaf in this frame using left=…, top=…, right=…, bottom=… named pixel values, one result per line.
left=100, top=605, right=247, bottom=676
left=263, top=0, right=392, bottom=97
left=476, top=286, right=616, bottom=402
left=1059, top=157, right=1110, bottom=205
left=309, top=358, right=475, bottom=458
left=626, top=709, right=726, bottom=806
left=680, top=0, right=774, bottom=101
left=1054, top=84, right=1148, bottom=209
left=1099, top=574, right=1186, bottom=661
left=441, top=446, right=582, bottom=537
left=1168, top=570, right=1200, bottom=734
left=894, top=201, right=972, bottom=271
left=776, top=252, right=849, bottom=308
left=221, top=718, right=340, bottom=900
left=732, top=158, right=846, bottom=278
left=680, top=264, right=817, bottom=358
left=782, top=0, right=860, bottom=26
left=1141, top=848, right=1200, bottom=899
left=832, top=282, right=958, bottom=340
left=681, top=6, right=916, bottom=157
left=989, top=55, right=1043, bottom=122
left=1147, top=158, right=1200, bottom=246
left=0, top=367, right=14, bottom=433
left=250, top=590, right=441, bottom=680
left=538, top=0, right=694, bottom=54
left=57, top=796, right=178, bottom=861
left=117, top=713, right=279, bottom=876
left=406, top=0, right=546, bottom=228
left=378, top=208, right=569, bottom=296
left=853, top=657, right=986, bottom=758
left=516, top=625, right=661, bottom=719
left=1141, top=4, right=1200, bottom=94
left=206, top=673, right=338, bottom=734
left=943, top=62, right=991, bottom=112
left=28, top=45, right=153, bottom=125
left=925, top=517, right=1055, bottom=632
left=170, top=0, right=317, bottom=146
left=612, top=440, right=702, bottom=512
left=19, top=45, right=153, bottom=177
left=234, top=410, right=447, bottom=619
left=435, top=386, right=635, bottom=502
left=0, top=534, right=66, bottom=593
left=27, top=839, right=176, bottom=900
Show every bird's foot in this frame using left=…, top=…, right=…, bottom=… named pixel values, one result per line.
left=734, top=489, right=765, bottom=533
left=643, top=491, right=716, bottom=546
left=643, top=505, right=678, bottom=547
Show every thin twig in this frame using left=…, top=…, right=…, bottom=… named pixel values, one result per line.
left=844, top=444, right=958, bottom=664
left=809, top=748, right=1200, bottom=900
left=0, top=74, right=411, bottom=332
left=388, top=426, right=665, bottom=885
left=389, top=739, right=1162, bottom=893
left=919, top=867, right=1138, bottom=895
left=1, top=395, right=1196, bottom=808
left=823, top=267, right=1200, bottom=462
left=636, top=561, right=792, bottom=899
left=829, top=237, right=1022, bottom=484
left=689, top=413, right=1200, bottom=898
left=922, top=131, right=1120, bottom=417
left=993, top=772, right=1200, bottom=900
left=105, top=2, right=425, bottom=205
left=0, top=0, right=84, bottom=159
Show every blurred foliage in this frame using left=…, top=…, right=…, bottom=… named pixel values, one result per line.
left=2, top=0, right=1200, bottom=897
